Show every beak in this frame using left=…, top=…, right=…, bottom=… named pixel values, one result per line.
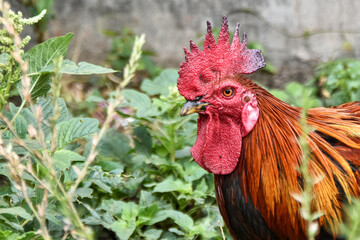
left=180, top=100, right=209, bottom=117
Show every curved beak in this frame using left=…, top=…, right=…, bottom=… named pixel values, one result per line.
left=180, top=100, right=209, bottom=117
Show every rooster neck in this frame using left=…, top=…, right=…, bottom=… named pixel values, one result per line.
left=214, top=78, right=360, bottom=239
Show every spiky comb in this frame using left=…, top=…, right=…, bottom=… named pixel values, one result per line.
left=177, top=16, right=266, bottom=100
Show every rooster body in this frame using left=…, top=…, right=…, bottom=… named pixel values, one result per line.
left=177, top=17, right=360, bottom=239
left=214, top=77, right=360, bottom=239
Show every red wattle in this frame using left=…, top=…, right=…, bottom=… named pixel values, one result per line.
left=191, top=113, right=242, bottom=175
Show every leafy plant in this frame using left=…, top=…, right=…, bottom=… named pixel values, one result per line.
left=105, top=27, right=162, bottom=79
left=269, top=81, right=321, bottom=108
left=0, top=2, right=227, bottom=239
left=85, top=68, right=229, bottom=239
left=311, top=59, right=360, bottom=107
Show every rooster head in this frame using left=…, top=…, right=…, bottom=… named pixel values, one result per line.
left=177, top=16, right=266, bottom=175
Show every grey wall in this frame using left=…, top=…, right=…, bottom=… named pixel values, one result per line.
left=9, top=0, right=360, bottom=87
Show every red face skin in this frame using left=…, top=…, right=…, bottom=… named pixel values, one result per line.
left=190, top=77, right=259, bottom=175
left=178, top=17, right=265, bottom=175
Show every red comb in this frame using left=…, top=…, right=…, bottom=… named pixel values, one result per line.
left=178, top=16, right=266, bottom=100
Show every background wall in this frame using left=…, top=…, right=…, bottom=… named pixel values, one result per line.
left=9, top=0, right=360, bottom=87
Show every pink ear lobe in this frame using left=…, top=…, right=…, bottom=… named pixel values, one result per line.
left=241, top=100, right=259, bottom=137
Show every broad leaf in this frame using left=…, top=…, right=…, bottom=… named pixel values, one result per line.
left=56, top=118, right=99, bottom=149
left=40, top=59, right=117, bottom=75
left=25, top=33, right=73, bottom=75
left=24, top=33, right=73, bottom=98
left=0, top=207, right=32, bottom=220
left=9, top=103, right=27, bottom=139
left=1, top=139, right=49, bottom=156
left=152, top=177, right=192, bottom=194
left=140, top=69, right=178, bottom=96
left=53, top=149, right=85, bottom=171
left=122, top=89, right=160, bottom=118
left=146, top=210, right=193, bottom=232
left=110, top=219, right=136, bottom=240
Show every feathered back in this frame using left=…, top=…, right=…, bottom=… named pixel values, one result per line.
left=237, top=77, right=360, bottom=238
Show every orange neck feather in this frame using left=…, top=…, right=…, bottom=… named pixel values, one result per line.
left=237, top=77, right=360, bottom=238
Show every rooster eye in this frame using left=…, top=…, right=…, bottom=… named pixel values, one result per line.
left=222, top=88, right=234, bottom=97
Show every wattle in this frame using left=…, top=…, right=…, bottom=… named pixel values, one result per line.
left=191, top=113, right=242, bottom=175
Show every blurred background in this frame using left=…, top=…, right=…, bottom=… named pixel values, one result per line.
left=2, top=1, right=360, bottom=239
left=9, top=0, right=360, bottom=88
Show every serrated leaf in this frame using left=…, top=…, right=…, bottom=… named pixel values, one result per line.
left=146, top=210, right=193, bottom=232
left=122, top=89, right=160, bottom=118
left=133, top=126, right=152, bottom=156
left=24, top=33, right=73, bottom=98
left=9, top=103, right=28, bottom=139
left=183, top=161, right=207, bottom=182
left=91, top=179, right=112, bottom=193
left=140, top=69, right=178, bottom=96
left=0, top=207, right=32, bottom=220
left=0, top=215, right=23, bottom=231
left=110, top=219, right=136, bottom=240
left=137, top=204, right=158, bottom=225
left=40, top=59, right=117, bottom=75
left=25, top=33, right=73, bottom=75
left=98, top=199, right=123, bottom=215
left=143, top=229, right=162, bottom=240
left=153, top=178, right=192, bottom=194
left=56, top=117, right=99, bottom=149
left=98, top=131, right=131, bottom=159
left=53, top=149, right=85, bottom=171
left=76, top=187, right=93, bottom=199
left=1, top=139, right=49, bottom=156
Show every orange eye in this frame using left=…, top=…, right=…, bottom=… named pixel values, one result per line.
left=222, top=88, right=234, bottom=97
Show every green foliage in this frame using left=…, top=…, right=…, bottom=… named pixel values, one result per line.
left=86, top=68, right=227, bottom=239
left=342, top=199, right=360, bottom=240
left=0, top=4, right=226, bottom=239
left=105, top=27, right=162, bottom=78
left=269, top=81, right=321, bottom=108
left=0, top=2, right=45, bottom=109
left=311, top=59, right=360, bottom=107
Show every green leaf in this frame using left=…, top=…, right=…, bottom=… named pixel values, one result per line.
left=9, top=103, right=27, bottom=139
left=98, top=131, right=131, bottom=159
left=25, top=33, right=74, bottom=75
left=183, top=161, right=208, bottom=182
left=0, top=53, right=9, bottom=65
left=53, top=149, right=85, bottom=171
left=108, top=201, right=138, bottom=240
left=98, top=199, right=123, bottom=215
left=137, top=204, right=158, bottom=225
left=56, top=117, right=99, bottom=149
left=122, top=89, right=160, bottom=118
left=91, top=179, right=112, bottom=193
left=1, top=139, right=48, bottom=156
left=140, top=69, right=178, bottom=96
left=40, top=59, right=117, bottom=75
left=152, top=177, right=192, bottom=194
left=133, top=126, right=152, bottom=156
left=146, top=210, right=193, bottom=232
left=0, top=207, right=32, bottom=220
left=24, top=33, right=73, bottom=98
left=110, top=219, right=136, bottom=240
left=143, top=229, right=162, bottom=240
left=76, top=187, right=94, bottom=199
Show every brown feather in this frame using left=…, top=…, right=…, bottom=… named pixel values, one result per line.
left=216, top=76, right=360, bottom=239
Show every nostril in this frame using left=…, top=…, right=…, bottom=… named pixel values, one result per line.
left=195, top=96, right=203, bottom=101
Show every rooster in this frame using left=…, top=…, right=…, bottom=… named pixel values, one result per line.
left=177, top=16, right=360, bottom=240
